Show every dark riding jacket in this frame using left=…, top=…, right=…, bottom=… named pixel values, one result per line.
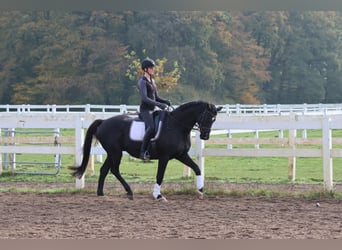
left=137, top=76, right=170, bottom=131
left=137, top=76, right=170, bottom=112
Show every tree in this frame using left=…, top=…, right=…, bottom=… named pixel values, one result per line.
left=125, top=50, right=183, bottom=103
left=9, top=11, right=129, bottom=104
left=257, top=11, right=342, bottom=104
left=2, top=11, right=342, bottom=105
left=211, top=12, right=271, bottom=104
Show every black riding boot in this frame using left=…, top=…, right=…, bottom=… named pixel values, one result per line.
left=140, top=127, right=154, bottom=160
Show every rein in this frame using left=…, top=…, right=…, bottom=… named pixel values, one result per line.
left=168, top=108, right=206, bottom=131
left=168, top=113, right=198, bottom=131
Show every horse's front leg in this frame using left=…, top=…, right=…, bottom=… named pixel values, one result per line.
left=153, top=156, right=169, bottom=201
left=175, top=153, right=204, bottom=199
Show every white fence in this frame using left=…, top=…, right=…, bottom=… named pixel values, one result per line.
left=1, top=104, right=342, bottom=191
left=2, top=103, right=342, bottom=115
left=198, top=113, right=342, bottom=191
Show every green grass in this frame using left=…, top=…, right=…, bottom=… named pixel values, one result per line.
left=1, top=128, right=342, bottom=197
left=1, top=153, right=342, bottom=185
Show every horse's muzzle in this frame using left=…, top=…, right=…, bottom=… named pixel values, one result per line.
left=200, top=132, right=210, bottom=140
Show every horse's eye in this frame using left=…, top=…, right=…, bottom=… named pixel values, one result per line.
left=212, top=117, right=216, bottom=122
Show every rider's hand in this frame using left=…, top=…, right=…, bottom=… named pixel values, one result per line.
left=158, top=103, right=168, bottom=110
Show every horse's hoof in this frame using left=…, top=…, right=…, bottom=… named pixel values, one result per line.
left=196, top=189, right=204, bottom=199
left=97, top=193, right=104, bottom=197
left=127, top=193, right=134, bottom=200
left=155, top=194, right=168, bottom=202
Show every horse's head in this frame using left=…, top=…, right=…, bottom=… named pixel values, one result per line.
left=197, top=104, right=223, bottom=140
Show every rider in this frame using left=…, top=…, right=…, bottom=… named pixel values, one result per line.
left=137, top=58, right=171, bottom=161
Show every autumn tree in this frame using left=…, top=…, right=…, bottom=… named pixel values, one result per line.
left=2, top=11, right=342, bottom=105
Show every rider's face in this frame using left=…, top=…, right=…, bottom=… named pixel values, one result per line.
left=147, top=67, right=155, bottom=75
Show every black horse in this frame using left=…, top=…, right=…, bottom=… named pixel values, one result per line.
left=69, top=100, right=222, bottom=200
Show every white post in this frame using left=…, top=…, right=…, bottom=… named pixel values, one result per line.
left=302, top=129, right=307, bottom=139
left=10, top=128, right=16, bottom=173
left=96, top=154, right=103, bottom=163
left=254, top=130, right=259, bottom=149
left=227, top=130, right=232, bottom=149
left=54, top=128, right=60, bottom=167
left=182, top=136, right=193, bottom=178
left=195, top=131, right=205, bottom=180
left=322, top=116, right=333, bottom=191
left=288, top=129, right=297, bottom=181
left=75, top=118, right=85, bottom=189
left=183, top=164, right=191, bottom=178
left=120, top=104, right=127, bottom=114
left=87, top=154, right=95, bottom=176
left=278, top=129, right=284, bottom=138
left=278, top=129, right=284, bottom=147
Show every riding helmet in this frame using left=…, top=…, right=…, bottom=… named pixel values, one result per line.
left=141, top=58, right=156, bottom=70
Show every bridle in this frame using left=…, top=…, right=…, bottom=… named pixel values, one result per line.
left=168, top=107, right=216, bottom=132
left=196, top=109, right=216, bottom=133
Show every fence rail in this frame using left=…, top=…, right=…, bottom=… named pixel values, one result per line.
left=2, top=103, right=342, bottom=115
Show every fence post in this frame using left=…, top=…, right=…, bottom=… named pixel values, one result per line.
left=9, top=128, right=16, bottom=173
left=254, top=130, right=260, bottom=149
left=120, top=104, right=127, bottom=113
left=227, top=130, right=232, bottom=149
left=183, top=135, right=193, bottom=178
left=54, top=128, right=60, bottom=167
left=322, top=116, right=333, bottom=191
left=75, top=118, right=85, bottom=189
left=288, top=128, right=297, bottom=181
left=302, top=129, right=307, bottom=139
left=87, top=154, right=95, bottom=176
left=183, top=163, right=191, bottom=178
left=195, top=131, right=205, bottom=180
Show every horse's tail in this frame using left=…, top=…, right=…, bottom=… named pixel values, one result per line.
left=68, top=119, right=103, bottom=179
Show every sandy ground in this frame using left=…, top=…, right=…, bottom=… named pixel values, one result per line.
left=0, top=182, right=341, bottom=239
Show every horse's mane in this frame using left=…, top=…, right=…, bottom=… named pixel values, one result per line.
left=175, top=100, right=207, bottom=112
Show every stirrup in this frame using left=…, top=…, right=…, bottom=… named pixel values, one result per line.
left=140, top=151, right=150, bottom=161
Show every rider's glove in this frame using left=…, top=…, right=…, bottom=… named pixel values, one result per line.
left=158, top=103, right=168, bottom=110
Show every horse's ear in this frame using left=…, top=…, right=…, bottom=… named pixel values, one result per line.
left=216, top=106, right=223, bottom=112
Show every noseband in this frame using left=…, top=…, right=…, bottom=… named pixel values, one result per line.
left=196, top=109, right=216, bottom=132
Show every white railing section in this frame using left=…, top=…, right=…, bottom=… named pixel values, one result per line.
left=1, top=104, right=342, bottom=191
left=2, top=103, right=342, bottom=115
left=224, top=103, right=342, bottom=115
left=199, top=113, right=342, bottom=191
left=0, top=104, right=140, bottom=115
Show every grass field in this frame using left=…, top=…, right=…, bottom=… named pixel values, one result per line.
left=1, top=128, right=342, bottom=191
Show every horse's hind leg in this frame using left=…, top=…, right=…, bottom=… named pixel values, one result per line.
left=97, top=157, right=111, bottom=196
left=109, top=152, right=134, bottom=200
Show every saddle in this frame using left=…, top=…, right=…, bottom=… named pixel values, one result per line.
left=129, top=110, right=166, bottom=141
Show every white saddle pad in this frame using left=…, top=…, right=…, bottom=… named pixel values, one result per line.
left=129, top=121, right=145, bottom=141
left=129, top=120, right=163, bottom=142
